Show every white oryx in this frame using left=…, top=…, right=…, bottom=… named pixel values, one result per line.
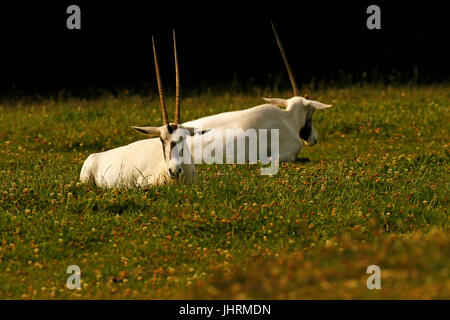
left=80, top=31, right=209, bottom=188
left=182, top=22, right=332, bottom=163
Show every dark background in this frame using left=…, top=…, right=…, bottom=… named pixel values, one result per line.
left=0, top=0, right=448, bottom=97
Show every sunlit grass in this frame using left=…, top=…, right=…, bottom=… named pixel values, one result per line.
left=0, top=84, right=448, bottom=299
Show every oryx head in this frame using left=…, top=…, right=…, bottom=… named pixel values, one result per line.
left=266, top=21, right=333, bottom=146
left=132, top=31, right=209, bottom=179
left=263, top=96, right=331, bottom=146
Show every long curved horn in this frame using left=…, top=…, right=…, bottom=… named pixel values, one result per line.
left=173, top=30, right=181, bottom=125
left=271, top=21, right=300, bottom=97
left=152, top=36, right=169, bottom=126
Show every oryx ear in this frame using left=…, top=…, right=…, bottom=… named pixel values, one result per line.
left=263, top=97, right=288, bottom=107
left=131, top=126, right=161, bottom=137
left=183, top=127, right=211, bottom=136
left=308, top=100, right=332, bottom=110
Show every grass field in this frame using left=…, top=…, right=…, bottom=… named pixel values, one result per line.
left=0, top=85, right=448, bottom=299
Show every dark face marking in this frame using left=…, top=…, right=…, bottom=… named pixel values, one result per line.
left=160, top=125, right=187, bottom=161
left=170, top=140, right=184, bottom=159
left=158, top=124, right=179, bottom=161
left=160, top=137, right=167, bottom=161
left=299, top=109, right=314, bottom=141
left=167, top=124, right=178, bottom=134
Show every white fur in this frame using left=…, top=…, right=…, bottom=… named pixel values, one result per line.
left=80, top=96, right=331, bottom=187
left=80, top=129, right=197, bottom=188
left=183, top=96, right=331, bottom=162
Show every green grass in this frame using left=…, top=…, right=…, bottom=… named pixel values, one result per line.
left=0, top=85, right=448, bottom=299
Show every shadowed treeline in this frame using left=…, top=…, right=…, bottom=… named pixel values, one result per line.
left=0, top=1, right=448, bottom=97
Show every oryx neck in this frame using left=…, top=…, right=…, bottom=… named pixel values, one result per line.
left=285, top=102, right=303, bottom=132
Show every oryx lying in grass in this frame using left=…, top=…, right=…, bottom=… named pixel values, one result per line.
left=182, top=22, right=332, bottom=163
left=80, top=31, right=209, bottom=188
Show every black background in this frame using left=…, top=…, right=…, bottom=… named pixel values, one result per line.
left=0, top=1, right=448, bottom=96
left=0, top=300, right=445, bottom=318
